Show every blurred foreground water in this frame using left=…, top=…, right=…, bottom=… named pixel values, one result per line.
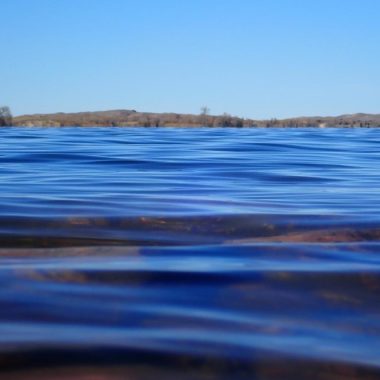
left=0, top=127, right=380, bottom=379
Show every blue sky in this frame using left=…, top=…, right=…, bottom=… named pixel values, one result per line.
left=1, top=0, right=379, bottom=118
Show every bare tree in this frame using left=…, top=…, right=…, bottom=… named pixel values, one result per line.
left=0, top=106, right=12, bottom=126
left=200, top=106, right=211, bottom=126
left=200, top=106, right=210, bottom=116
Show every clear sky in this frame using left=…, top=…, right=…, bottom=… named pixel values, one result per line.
left=1, top=0, right=379, bottom=119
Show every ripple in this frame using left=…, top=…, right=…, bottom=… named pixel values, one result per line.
left=0, top=127, right=380, bottom=378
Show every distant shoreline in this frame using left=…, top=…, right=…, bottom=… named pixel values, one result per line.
left=11, top=109, right=380, bottom=128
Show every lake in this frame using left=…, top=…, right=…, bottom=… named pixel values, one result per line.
left=0, top=127, right=379, bottom=379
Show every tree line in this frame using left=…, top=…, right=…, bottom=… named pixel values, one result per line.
left=5, top=106, right=380, bottom=128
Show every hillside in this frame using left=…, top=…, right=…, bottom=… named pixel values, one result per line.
left=12, top=110, right=380, bottom=127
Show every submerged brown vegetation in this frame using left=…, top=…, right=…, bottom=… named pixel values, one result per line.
left=12, top=110, right=380, bottom=128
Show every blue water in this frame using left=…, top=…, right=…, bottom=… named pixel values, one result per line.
left=0, top=127, right=380, bottom=379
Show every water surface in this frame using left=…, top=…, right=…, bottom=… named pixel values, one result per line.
left=0, top=127, right=379, bottom=379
